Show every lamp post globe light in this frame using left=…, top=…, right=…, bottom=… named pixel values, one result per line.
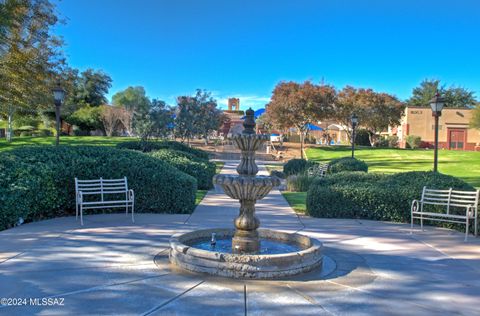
left=52, top=83, right=66, bottom=146
left=429, top=92, right=445, bottom=172
left=350, top=113, right=359, bottom=158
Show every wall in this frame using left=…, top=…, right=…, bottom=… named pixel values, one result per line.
left=400, top=107, right=480, bottom=150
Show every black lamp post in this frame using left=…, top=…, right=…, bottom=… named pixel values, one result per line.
left=52, top=83, right=66, bottom=146
left=429, top=92, right=445, bottom=172
left=351, top=113, right=359, bottom=158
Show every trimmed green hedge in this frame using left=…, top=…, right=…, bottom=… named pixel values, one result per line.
left=306, top=171, right=474, bottom=223
left=328, top=157, right=368, bottom=173
left=117, top=141, right=210, bottom=160
left=149, top=149, right=215, bottom=190
left=0, top=146, right=197, bottom=231
left=283, top=159, right=317, bottom=176
left=284, top=157, right=367, bottom=176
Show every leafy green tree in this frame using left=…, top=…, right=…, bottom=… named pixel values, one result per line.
left=112, top=86, right=151, bottom=113
left=407, top=79, right=477, bottom=108
left=174, top=96, right=195, bottom=143
left=73, top=69, right=112, bottom=107
left=0, top=0, right=65, bottom=141
left=174, top=90, right=223, bottom=144
left=149, top=99, right=174, bottom=138
left=66, top=105, right=103, bottom=132
left=266, top=81, right=336, bottom=158
left=335, top=86, right=404, bottom=146
left=112, top=86, right=151, bottom=135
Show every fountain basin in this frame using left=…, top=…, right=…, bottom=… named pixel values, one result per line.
left=169, top=228, right=323, bottom=279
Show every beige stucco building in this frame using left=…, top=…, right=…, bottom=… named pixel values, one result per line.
left=397, top=107, right=480, bottom=151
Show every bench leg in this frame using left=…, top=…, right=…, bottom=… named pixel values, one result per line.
left=80, top=205, right=83, bottom=226
left=131, top=200, right=135, bottom=223
left=475, top=216, right=478, bottom=237
left=420, top=216, right=424, bottom=231
left=465, top=217, right=469, bottom=242
left=76, top=202, right=78, bottom=221
left=410, top=213, right=413, bottom=234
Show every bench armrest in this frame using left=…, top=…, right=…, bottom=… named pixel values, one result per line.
left=128, top=189, right=134, bottom=201
left=411, top=199, right=420, bottom=213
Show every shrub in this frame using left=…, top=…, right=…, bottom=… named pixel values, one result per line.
left=0, top=146, right=197, bottom=231
left=270, top=170, right=286, bottom=179
left=328, top=157, right=368, bottom=173
left=34, top=129, right=53, bottom=137
left=354, top=129, right=371, bottom=146
left=283, top=159, right=317, bottom=176
left=148, top=149, right=215, bottom=190
left=406, top=135, right=422, bottom=149
left=287, top=174, right=316, bottom=192
left=66, top=105, right=103, bottom=131
left=420, top=141, right=434, bottom=149
left=306, top=171, right=474, bottom=223
left=117, top=141, right=209, bottom=160
left=373, top=137, right=389, bottom=148
left=388, top=135, right=399, bottom=148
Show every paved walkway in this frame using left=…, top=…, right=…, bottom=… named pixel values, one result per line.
left=1, top=161, right=480, bottom=315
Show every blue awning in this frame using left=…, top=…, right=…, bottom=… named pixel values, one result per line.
left=254, top=108, right=265, bottom=118
left=306, top=123, right=323, bottom=131
left=241, top=108, right=266, bottom=119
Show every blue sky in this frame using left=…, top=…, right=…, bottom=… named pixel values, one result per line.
left=54, top=0, right=480, bottom=110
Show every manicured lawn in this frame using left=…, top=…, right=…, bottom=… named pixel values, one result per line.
left=306, top=146, right=480, bottom=188
left=0, top=136, right=133, bottom=152
left=283, top=192, right=307, bottom=213
left=195, top=190, right=208, bottom=205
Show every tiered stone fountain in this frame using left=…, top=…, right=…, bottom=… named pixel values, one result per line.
left=169, top=109, right=323, bottom=279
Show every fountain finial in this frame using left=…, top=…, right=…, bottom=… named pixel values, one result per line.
left=242, top=108, right=255, bottom=135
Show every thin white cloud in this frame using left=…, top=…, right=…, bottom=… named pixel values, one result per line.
left=155, top=92, right=270, bottom=111
left=213, top=93, right=270, bottom=110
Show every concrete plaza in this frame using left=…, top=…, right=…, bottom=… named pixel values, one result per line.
left=1, top=162, right=479, bottom=315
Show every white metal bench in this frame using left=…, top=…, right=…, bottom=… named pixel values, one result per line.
left=411, top=186, right=479, bottom=241
left=307, top=163, right=329, bottom=178
left=75, top=177, right=135, bottom=225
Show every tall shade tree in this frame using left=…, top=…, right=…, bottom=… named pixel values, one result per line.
left=0, top=0, right=65, bottom=141
left=149, top=99, right=174, bottom=138
left=266, top=81, right=335, bottom=158
left=407, top=79, right=477, bottom=108
left=175, top=89, right=223, bottom=144
left=132, top=99, right=173, bottom=142
left=355, top=88, right=404, bottom=146
left=112, top=86, right=151, bottom=135
left=334, top=86, right=360, bottom=142
left=73, top=69, right=112, bottom=107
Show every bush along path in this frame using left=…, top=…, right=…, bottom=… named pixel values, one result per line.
left=306, top=171, right=475, bottom=229
left=0, top=146, right=198, bottom=231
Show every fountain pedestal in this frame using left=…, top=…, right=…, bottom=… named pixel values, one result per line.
left=233, top=199, right=260, bottom=253
left=212, top=109, right=279, bottom=254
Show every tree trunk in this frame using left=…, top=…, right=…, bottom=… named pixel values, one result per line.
left=7, top=109, right=13, bottom=142
left=300, top=130, right=305, bottom=159
left=368, top=132, right=376, bottom=147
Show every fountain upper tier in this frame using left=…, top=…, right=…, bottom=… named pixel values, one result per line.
left=231, top=133, right=269, bottom=175
left=213, top=174, right=280, bottom=201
